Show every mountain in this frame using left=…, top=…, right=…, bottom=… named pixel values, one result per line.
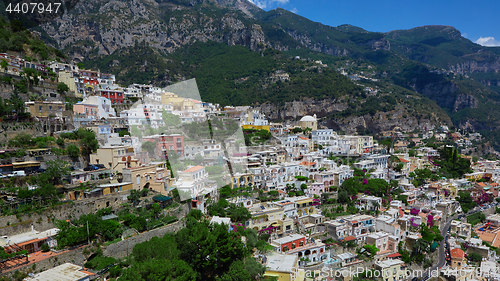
left=26, top=0, right=500, bottom=148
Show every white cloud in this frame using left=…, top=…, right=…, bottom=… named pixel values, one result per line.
left=290, top=7, right=298, bottom=14
left=475, top=36, right=500, bottom=47
left=248, top=0, right=267, bottom=9
left=248, top=0, right=289, bottom=9
left=272, top=0, right=289, bottom=4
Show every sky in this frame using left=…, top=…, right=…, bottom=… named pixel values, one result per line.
left=247, top=0, right=500, bottom=47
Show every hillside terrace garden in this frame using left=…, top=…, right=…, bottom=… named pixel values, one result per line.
left=83, top=210, right=270, bottom=280
left=55, top=201, right=178, bottom=249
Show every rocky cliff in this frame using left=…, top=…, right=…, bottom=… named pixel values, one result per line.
left=410, top=80, right=478, bottom=112
left=448, top=58, right=500, bottom=75
left=41, top=0, right=270, bottom=61
left=253, top=98, right=450, bottom=135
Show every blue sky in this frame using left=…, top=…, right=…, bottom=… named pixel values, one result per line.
left=248, top=0, right=500, bottom=47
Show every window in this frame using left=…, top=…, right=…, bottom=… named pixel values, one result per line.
left=49, top=106, right=52, bottom=111
left=136, top=175, right=140, bottom=185
left=39, top=106, right=42, bottom=112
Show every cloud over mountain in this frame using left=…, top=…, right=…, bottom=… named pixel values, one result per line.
left=475, top=36, right=500, bottom=47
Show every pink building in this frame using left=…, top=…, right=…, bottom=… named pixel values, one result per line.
left=73, top=103, right=98, bottom=119
left=308, top=182, right=326, bottom=197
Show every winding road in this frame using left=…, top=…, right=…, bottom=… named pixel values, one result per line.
left=423, top=204, right=493, bottom=280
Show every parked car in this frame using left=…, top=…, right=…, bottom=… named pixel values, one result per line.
left=95, top=164, right=106, bottom=169
left=8, top=171, right=26, bottom=177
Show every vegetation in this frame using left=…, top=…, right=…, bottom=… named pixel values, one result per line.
left=467, top=212, right=486, bottom=227
left=0, top=18, right=63, bottom=60
left=435, top=146, right=472, bottom=178
left=457, top=191, right=477, bottom=214
left=206, top=199, right=251, bottom=223
left=105, top=210, right=267, bottom=280
left=466, top=252, right=482, bottom=263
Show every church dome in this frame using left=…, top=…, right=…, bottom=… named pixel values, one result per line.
left=300, top=115, right=316, bottom=122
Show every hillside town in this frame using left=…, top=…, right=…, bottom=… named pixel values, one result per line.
left=1, top=56, right=500, bottom=281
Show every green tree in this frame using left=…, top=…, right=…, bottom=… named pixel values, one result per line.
left=119, top=130, right=131, bottom=137
left=194, top=154, right=204, bottom=165
left=0, top=59, right=8, bottom=75
left=21, top=68, right=40, bottom=88
left=56, top=138, right=65, bottom=147
left=338, top=191, right=349, bottom=204
left=76, top=128, right=99, bottom=164
left=162, top=111, right=181, bottom=127
left=57, top=82, right=70, bottom=94
left=66, top=144, right=80, bottom=158
left=361, top=244, right=379, bottom=259
left=9, top=89, right=26, bottom=116
left=142, top=141, right=156, bottom=158
left=466, top=252, right=482, bottom=263
left=44, top=159, right=70, bottom=186
left=226, top=205, right=251, bottom=223
left=458, top=191, right=476, bottom=213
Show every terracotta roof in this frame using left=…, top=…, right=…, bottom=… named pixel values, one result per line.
left=299, top=161, right=316, bottom=166
left=451, top=248, right=465, bottom=258
left=298, top=137, right=309, bottom=140
left=399, top=159, right=409, bottom=163
left=398, top=207, right=404, bottom=217
left=344, top=236, right=356, bottom=242
left=183, top=165, right=204, bottom=173
left=387, top=253, right=401, bottom=258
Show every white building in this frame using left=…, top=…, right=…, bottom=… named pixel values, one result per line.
left=81, top=96, right=116, bottom=119
left=173, top=165, right=217, bottom=213
left=312, top=129, right=336, bottom=145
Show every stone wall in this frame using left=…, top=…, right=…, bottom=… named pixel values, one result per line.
left=0, top=192, right=130, bottom=236
left=0, top=248, right=86, bottom=278
left=103, top=220, right=184, bottom=259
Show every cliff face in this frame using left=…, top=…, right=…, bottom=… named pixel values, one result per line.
left=412, top=80, right=477, bottom=112
left=253, top=98, right=450, bottom=134
left=41, top=0, right=268, bottom=60
left=448, top=58, right=500, bottom=75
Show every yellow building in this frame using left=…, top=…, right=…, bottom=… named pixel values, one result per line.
left=441, top=182, right=457, bottom=198
left=230, top=173, right=255, bottom=189
left=161, top=92, right=184, bottom=105
left=122, top=165, right=170, bottom=194
left=90, top=145, right=139, bottom=172
left=25, top=101, right=70, bottom=118
left=160, top=92, right=201, bottom=111
left=464, top=172, right=484, bottom=180
left=67, top=181, right=133, bottom=200
left=58, top=71, right=79, bottom=96
left=101, top=182, right=133, bottom=195
left=289, top=196, right=316, bottom=217
left=246, top=204, right=295, bottom=235
left=247, top=205, right=285, bottom=231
